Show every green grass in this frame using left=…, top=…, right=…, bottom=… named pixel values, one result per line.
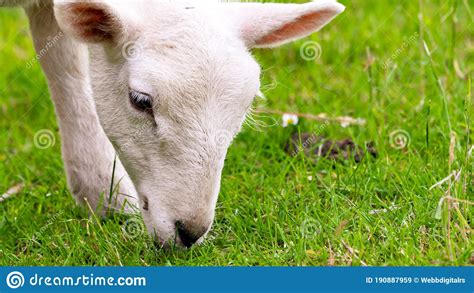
left=0, top=0, right=473, bottom=266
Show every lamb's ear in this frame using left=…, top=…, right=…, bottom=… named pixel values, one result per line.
left=225, top=1, right=345, bottom=48
left=54, top=1, right=123, bottom=44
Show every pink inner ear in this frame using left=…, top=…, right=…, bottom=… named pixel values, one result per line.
left=69, top=4, right=114, bottom=42
left=255, top=11, right=332, bottom=46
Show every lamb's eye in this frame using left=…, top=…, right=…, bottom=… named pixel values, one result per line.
left=129, top=90, right=153, bottom=114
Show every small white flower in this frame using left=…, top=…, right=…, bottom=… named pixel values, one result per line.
left=282, top=113, right=299, bottom=128
left=340, top=121, right=351, bottom=128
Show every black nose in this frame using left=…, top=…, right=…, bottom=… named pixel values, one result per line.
left=176, top=221, right=207, bottom=248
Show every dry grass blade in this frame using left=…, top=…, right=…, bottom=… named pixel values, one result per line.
left=255, top=109, right=366, bottom=127
left=327, top=241, right=335, bottom=266
left=453, top=59, right=466, bottom=80
left=341, top=240, right=368, bottom=266
left=0, top=184, right=25, bottom=203
left=429, top=169, right=461, bottom=190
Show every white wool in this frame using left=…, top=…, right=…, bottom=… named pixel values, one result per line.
left=3, top=0, right=344, bottom=247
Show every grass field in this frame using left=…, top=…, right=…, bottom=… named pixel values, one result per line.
left=0, top=0, right=473, bottom=266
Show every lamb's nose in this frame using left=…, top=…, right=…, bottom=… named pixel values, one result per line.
left=176, top=221, right=208, bottom=248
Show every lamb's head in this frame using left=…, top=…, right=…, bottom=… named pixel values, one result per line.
left=55, top=0, right=344, bottom=248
